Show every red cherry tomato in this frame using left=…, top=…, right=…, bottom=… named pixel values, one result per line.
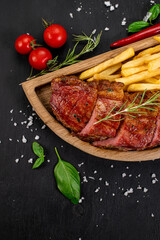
left=15, top=34, right=35, bottom=55
left=43, top=24, right=67, bottom=48
left=29, top=47, right=52, bottom=70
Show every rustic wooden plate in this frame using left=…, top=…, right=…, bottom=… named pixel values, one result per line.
left=22, top=35, right=160, bottom=161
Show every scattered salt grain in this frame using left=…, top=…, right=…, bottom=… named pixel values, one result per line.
left=41, top=125, right=46, bottom=129
left=76, top=7, right=82, bottom=12
left=105, top=181, right=109, bottom=186
left=83, top=176, right=88, bottom=183
left=47, top=159, right=50, bottom=163
left=122, top=173, right=126, bottom=178
left=124, top=188, right=133, bottom=196
left=104, top=1, right=111, bottom=7
left=69, top=13, right=73, bottom=18
left=11, top=118, right=13, bottom=121
left=151, top=213, right=154, bottom=217
left=0, top=140, right=1, bottom=143
left=110, top=5, right=115, bottom=11
left=27, top=116, right=33, bottom=128
left=79, top=197, right=85, bottom=203
left=35, top=135, right=40, bottom=140
left=111, top=165, right=114, bottom=168
left=15, top=158, right=19, bottom=163
left=88, top=176, right=95, bottom=180
left=22, top=135, right=27, bottom=143
left=78, top=162, right=84, bottom=167
left=21, top=155, right=24, bottom=158
left=121, top=17, right=127, bottom=26
left=143, top=12, right=152, bottom=22
left=14, top=122, right=17, bottom=126
left=104, top=27, right=109, bottom=31
left=115, top=3, right=119, bottom=8
left=28, top=158, right=33, bottom=164
left=143, top=188, right=148, bottom=193
left=99, top=177, right=102, bottom=181
left=129, top=174, right=132, bottom=177
left=112, top=193, right=115, bottom=196
left=95, top=187, right=100, bottom=193
left=137, top=185, right=142, bottom=190
left=10, top=109, right=13, bottom=113
left=151, top=173, right=156, bottom=178
left=94, top=170, right=97, bottom=174
left=92, top=29, right=96, bottom=35
left=100, top=198, right=103, bottom=201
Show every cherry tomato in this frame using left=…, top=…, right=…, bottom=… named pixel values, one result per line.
left=15, top=34, right=35, bottom=55
left=29, top=47, right=52, bottom=70
left=43, top=24, right=67, bottom=48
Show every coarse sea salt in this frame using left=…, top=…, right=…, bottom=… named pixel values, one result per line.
left=110, top=6, right=115, bottom=11
left=122, top=173, right=126, bottom=178
left=69, top=13, right=73, bottom=18
left=15, top=158, right=19, bottom=163
left=95, top=187, right=100, bottom=193
left=121, top=17, right=127, bottom=26
left=104, top=1, right=111, bottom=7
left=22, top=135, right=27, bottom=143
left=104, top=27, right=109, bottom=31
left=92, top=29, right=96, bottom=35
left=41, top=125, right=46, bottom=129
left=105, top=181, right=109, bottom=186
left=124, top=188, right=133, bottom=196
left=35, top=135, right=40, bottom=140
left=28, top=158, right=33, bottom=164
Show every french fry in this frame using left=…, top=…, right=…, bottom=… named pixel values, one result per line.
left=135, top=44, right=160, bottom=58
left=148, top=58, right=160, bottom=72
left=93, top=73, right=121, bottom=81
left=116, top=69, right=160, bottom=85
left=79, top=48, right=135, bottom=80
left=87, top=63, right=122, bottom=82
left=153, top=36, right=160, bottom=43
left=143, top=78, right=160, bottom=84
left=127, top=83, right=160, bottom=92
left=122, top=52, right=160, bottom=69
left=121, top=65, right=148, bottom=77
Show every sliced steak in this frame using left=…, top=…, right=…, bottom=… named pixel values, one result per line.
left=93, top=92, right=158, bottom=150
left=50, top=76, right=97, bottom=133
left=78, top=80, right=124, bottom=141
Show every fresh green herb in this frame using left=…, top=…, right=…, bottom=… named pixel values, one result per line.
left=94, top=90, right=160, bottom=124
left=149, top=4, right=160, bottom=22
left=27, top=31, right=102, bottom=80
left=107, top=88, right=114, bottom=92
left=128, top=4, right=160, bottom=33
left=32, top=142, right=45, bottom=169
left=128, top=21, right=151, bottom=33
left=54, top=147, right=80, bottom=204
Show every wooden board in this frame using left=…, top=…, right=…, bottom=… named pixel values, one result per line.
left=22, top=35, right=160, bottom=161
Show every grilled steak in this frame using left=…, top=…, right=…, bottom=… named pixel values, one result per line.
left=93, top=92, right=158, bottom=150
left=50, top=76, right=97, bottom=132
left=50, top=76, right=160, bottom=151
left=78, top=81, right=124, bottom=141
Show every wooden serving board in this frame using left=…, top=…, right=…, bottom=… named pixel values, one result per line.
left=22, top=35, right=160, bottom=162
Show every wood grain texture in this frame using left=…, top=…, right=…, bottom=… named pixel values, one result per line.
left=22, top=34, right=160, bottom=161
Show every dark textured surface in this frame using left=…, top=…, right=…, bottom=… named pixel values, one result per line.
left=1, top=0, right=160, bottom=239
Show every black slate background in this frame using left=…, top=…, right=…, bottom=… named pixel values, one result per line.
left=1, top=0, right=160, bottom=239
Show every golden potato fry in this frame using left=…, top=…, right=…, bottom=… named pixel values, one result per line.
left=148, top=58, right=160, bottom=72
left=87, top=63, right=122, bottom=82
left=127, top=83, right=160, bottom=92
left=93, top=73, right=121, bottom=81
left=121, top=65, right=148, bottom=77
left=79, top=48, right=135, bottom=80
left=135, top=44, right=160, bottom=58
left=116, top=69, right=160, bottom=85
left=153, top=36, right=160, bottom=43
left=122, top=52, right=160, bottom=69
left=143, top=78, right=160, bottom=84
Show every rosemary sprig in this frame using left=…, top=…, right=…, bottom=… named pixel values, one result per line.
left=27, top=31, right=102, bottom=80
left=94, top=90, right=160, bottom=125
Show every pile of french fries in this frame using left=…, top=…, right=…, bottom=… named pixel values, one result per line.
left=79, top=36, right=160, bottom=92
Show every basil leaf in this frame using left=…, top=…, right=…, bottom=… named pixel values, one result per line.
left=54, top=147, right=80, bottom=204
left=32, top=157, right=45, bottom=169
left=128, top=21, right=151, bottom=33
left=32, top=142, right=44, bottom=157
left=149, top=4, right=160, bottom=22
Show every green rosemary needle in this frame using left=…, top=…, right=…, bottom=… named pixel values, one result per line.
left=27, top=31, right=102, bottom=80
left=94, top=90, right=160, bottom=125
